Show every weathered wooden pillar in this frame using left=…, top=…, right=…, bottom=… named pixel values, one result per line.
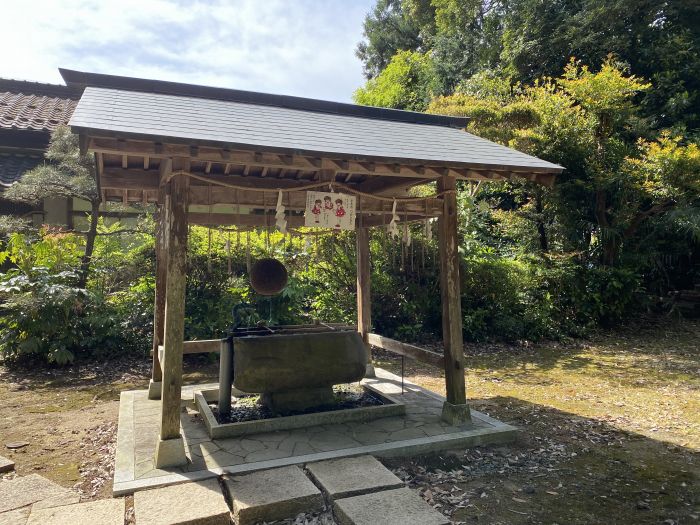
left=356, top=226, right=374, bottom=377
left=154, top=173, right=189, bottom=468
left=148, top=185, right=167, bottom=400
left=437, top=175, right=471, bottom=424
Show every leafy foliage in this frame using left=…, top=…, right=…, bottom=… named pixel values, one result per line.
left=353, top=50, right=438, bottom=110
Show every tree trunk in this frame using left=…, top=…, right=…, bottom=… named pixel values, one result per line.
left=535, top=190, right=548, bottom=253
left=78, top=199, right=99, bottom=287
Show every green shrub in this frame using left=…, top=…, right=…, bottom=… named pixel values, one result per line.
left=0, top=268, right=140, bottom=364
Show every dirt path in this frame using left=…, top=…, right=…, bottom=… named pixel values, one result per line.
left=0, top=356, right=218, bottom=499
left=0, top=318, right=697, bottom=523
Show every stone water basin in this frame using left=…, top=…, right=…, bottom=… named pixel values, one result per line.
left=232, top=328, right=368, bottom=413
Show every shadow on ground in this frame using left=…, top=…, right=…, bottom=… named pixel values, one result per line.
left=383, top=396, right=698, bottom=525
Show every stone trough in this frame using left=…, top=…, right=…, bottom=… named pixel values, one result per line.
left=196, top=384, right=405, bottom=439
left=203, top=322, right=407, bottom=438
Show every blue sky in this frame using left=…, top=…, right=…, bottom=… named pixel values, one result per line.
left=2, top=0, right=374, bottom=102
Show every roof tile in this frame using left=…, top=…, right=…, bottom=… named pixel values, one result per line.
left=0, top=92, right=77, bottom=132
left=0, top=153, right=43, bottom=187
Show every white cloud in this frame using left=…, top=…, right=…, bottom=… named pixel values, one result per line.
left=1, top=0, right=373, bottom=102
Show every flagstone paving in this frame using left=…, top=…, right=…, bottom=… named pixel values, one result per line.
left=0, top=474, right=78, bottom=514
left=133, top=477, right=230, bottom=525
left=113, top=367, right=516, bottom=495
left=306, top=455, right=404, bottom=499
left=333, top=487, right=450, bottom=525
left=224, top=465, right=324, bottom=525
left=0, top=454, right=458, bottom=523
left=26, top=498, right=124, bottom=525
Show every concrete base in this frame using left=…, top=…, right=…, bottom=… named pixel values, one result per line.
left=333, top=487, right=449, bottom=525
left=224, top=466, right=323, bottom=525
left=147, top=380, right=162, bottom=400
left=112, top=368, right=517, bottom=495
left=364, top=363, right=376, bottom=378
left=441, top=401, right=471, bottom=425
left=153, top=436, right=188, bottom=469
left=134, top=478, right=230, bottom=525
left=27, top=498, right=124, bottom=525
left=307, top=455, right=404, bottom=499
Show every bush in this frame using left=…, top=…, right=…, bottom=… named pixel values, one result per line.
left=0, top=268, right=140, bottom=364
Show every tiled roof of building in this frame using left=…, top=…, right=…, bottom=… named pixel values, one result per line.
left=0, top=91, right=78, bottom=132
left=0, top=152, right=43, bottom=187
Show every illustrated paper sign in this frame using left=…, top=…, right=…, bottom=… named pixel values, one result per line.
left=305, top=191, right=356, bottom=230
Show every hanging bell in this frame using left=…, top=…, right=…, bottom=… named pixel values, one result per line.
left=250, top=258, right=288, bottom=296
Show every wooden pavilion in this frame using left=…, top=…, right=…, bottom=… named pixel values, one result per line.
left=61, top=69, right=563, bottom=468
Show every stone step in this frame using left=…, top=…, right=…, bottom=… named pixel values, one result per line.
left=133, top=477, right=231, bottom=525
left=306, top=455, right=404, bottom=499
left=26, top=498, right=124, bottom=525
left=224, top=465, right=324, bottom=525
left=0, top=455, right=15, bottom=473
left=0, top=474, right=78, bottom=514
left=333, top=487, right=449, bottom=525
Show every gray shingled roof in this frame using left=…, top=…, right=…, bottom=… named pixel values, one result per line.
left=70, top=86, right=563, bottom=174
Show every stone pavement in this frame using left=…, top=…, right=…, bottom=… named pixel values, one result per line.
left=114, top=367, right=516, bottom=495
left=0, top=455, right=457, bottom=523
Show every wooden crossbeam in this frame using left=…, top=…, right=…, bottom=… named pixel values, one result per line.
left=367, top=333, right=445, bottom=368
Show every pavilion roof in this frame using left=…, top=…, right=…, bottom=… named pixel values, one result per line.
left=63, top=69, right=562, bottom=176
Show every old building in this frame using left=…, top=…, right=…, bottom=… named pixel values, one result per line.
left=0, top=78, right=81, bottom=225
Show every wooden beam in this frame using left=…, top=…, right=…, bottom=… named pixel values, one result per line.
left=437, top=175, right=468, bottom=418
left=367, top=333, right=445, bottom=369
left=102, top=169, right=160, bottom=190
left=356, top=227, right=372, bottom=368
left=149, top=185, right=167, bottom=395
left=357, top=175, right=428, bottom=195
left=156, top=173, right=189, bottom=465
left=188, top=213, right=306, bottom=228
left=88, top=137, right=559, bottom=186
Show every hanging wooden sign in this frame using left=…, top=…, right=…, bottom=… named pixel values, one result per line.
left=304, top=190, right=356, bottom=230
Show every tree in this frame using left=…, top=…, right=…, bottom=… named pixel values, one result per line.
left=4, top=126, right=100, bottom=286
left=428, top=59, right=700, bottom=268
left=355, top=0, right=432, bottom=79
left=357, top=0, right=700, bottom=130
left=353, top=50, right=439, bottom=111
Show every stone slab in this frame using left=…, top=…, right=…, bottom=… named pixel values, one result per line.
left=134, top=477, right=230, bottom=525
left=224, top=465, right=323, bottom=525
left=0, top=474, right=77, bottom=513
left=0, top=508, right=30, bottom=525
left=306, top=455, right=404, bottom=499
left=333, top=487, right=449, bottom=525
left=26, top=498, right=124, bottom=525
left=0, top=455, right=15, bottom=473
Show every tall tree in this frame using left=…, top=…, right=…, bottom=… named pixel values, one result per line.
left=357, top=0, right=700, bottom=130
left=356, top=0, right=434, bottom=79
left=4, top=126, right=100, bottom=286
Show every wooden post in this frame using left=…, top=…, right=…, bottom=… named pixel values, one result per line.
left=437, top=175, right=471, bottom=424
left=148, top=185, right=167, bottom=399
left=154, top=173, right=189, bottom=468
left=356, top=226, right=374, bottom=377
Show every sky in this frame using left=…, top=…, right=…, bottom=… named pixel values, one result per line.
left=1, top=0, right=374, bottom=102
